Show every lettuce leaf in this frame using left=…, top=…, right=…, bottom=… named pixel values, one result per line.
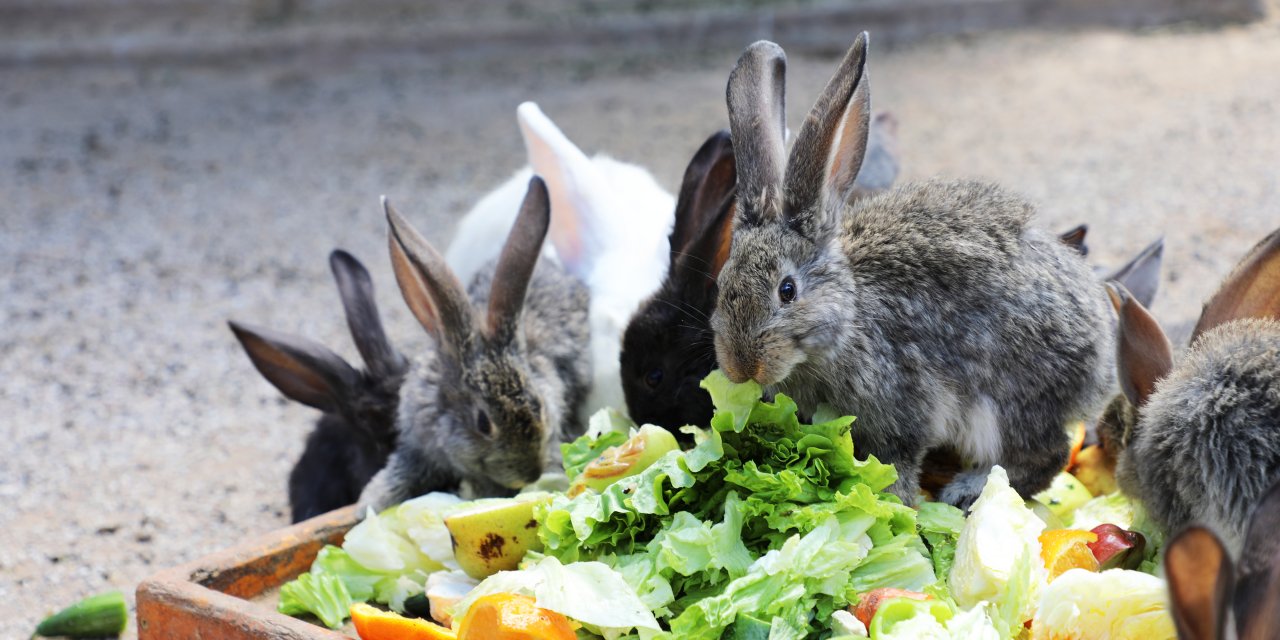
left=277, top=572, right=353, bottom=630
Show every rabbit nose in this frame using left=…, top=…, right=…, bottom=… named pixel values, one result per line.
left=721, top=358, right=753, bottom=384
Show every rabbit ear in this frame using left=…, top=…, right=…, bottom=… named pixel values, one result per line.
left=487, top=177, right=551, bottom=343
left=1058, top=224, right=1089, bottom=256
left=1193, top=228, right=1280, bottom=341
left=516, top=101, right=597, bottom=273
left=1105, top=237, right=1164, bottom=310
left=1166, top=525, right=1234, bottom=640
left=228, top=321, right=359, bottom=413
left=674, top=195, right=737, bottom=290
left=1235, top=479, right=1280, bottom=640
left=848, top=111, right=900, bottom=199
left=726, top=40, right=787, bottom=227
left=785, top=31, right=871, bottom=235
left=1107, top=283, right=1173, bottom=407
left=668, top=130, right=736, bottom=261
left=329, top=249, right=409, bottom=380
left=384, top=197, right=474, bottom=348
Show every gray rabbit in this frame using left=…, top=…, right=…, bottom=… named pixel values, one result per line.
left=1103, top=228, right=1280, bottom=554
left=230, top=250, right=408, bottom=523
left=710, top=34, right=1115, bottom=508
left=1164, top=476, right=1280, bottom=639
left=356, top=177, right=591, bottom=514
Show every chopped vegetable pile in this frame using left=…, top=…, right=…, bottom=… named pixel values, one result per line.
left=276, top=371, right=1176, bottom=639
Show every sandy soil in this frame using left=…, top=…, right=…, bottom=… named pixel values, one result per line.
left=3, top=13, right=1279, bottom=638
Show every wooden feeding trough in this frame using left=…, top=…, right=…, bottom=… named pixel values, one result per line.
left=135, top=506, right=358, bottom=639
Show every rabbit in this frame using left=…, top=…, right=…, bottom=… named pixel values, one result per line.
left=229, top=250, right=409, bottom=523
left=1100, top=227, right=1280, bottom=554
left=356, top=177, right=592, bottom=514
left=620, top=113, right=902, bottom=431
left=709, top=34, right=1116, bottom=509
left=1163, top=475, right=1280, bottom=640
left=445, top=102, right=676, bottom=420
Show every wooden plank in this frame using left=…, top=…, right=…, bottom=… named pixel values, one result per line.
left=136, top=506, right=358, bottom=640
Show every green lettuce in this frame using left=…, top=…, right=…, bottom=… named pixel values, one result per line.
left=534, top=370, right=934, bottom=639
left=277, top=572, right=353, bottom=630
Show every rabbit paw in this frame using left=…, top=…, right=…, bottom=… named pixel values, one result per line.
left=939, top=470, right=990, bottom=512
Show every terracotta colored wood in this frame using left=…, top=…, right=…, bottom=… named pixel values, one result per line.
left=136, top=505, right=359, bottom=639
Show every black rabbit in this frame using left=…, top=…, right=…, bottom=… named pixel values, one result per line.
left=230, top=250, right=408, bottom=522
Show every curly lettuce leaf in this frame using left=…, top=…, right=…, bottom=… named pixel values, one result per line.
left=277, top=572, right=353, bottom=630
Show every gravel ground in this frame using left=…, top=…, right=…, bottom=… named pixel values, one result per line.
left=4, top=12, right=1280, bottom=638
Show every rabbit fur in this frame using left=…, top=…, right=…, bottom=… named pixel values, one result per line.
left=621, top=113, right=902, bottom=431
left=710, top=35, right=1116, bottom=508
left=444, top=102, right=676, bottom=420
left=357, top=178, right=591, bottom=514
left=1103, top=228, right=1280, bottom=554
left=229, top=250, right=408, bottom=523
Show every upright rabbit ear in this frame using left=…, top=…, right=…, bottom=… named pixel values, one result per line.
left=1058, top=224, right=1089, bottom=256
left=517, top=102, right=598, bottom=273
left=785, top=31, right=871, bottom=236
left=487, top=177, right=551, bottom=344
left=726, top=41, right=787, bottom=227
left=1106, top=237, right=1164, bottom=310
left=385, top=197, right=474, bottom=349
left=668, top=130, right=736, bottom=261
left=1234, top=479, right=1280, bottom=640
left=1166, top=525, right=1234, bottom=640
left=330, top=249, right=409, bottom=380
left=848, top=111, right=900, bottom=199
left=1107, top=283, right=1173, bottom=408
left=228, top=321, right=359, bottom=413
left=674, top=196, right=737, bottom=291
left=1193, top=228, right=1280, bottom=341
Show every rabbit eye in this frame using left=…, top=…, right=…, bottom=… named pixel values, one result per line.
left=474, top=410, right=493, bottom=437
left=645, top=368, right=663, bottom=389
left=778, top=277, right=797, bottom=304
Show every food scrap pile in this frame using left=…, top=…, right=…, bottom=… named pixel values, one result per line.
left=277, top=372, right=1174, bottom=639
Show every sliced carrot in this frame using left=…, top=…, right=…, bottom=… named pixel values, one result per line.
left=351, top=602, right=457, bottom=640
left=456, top=593, right=577, bottom=640
left=1039, top=529, right=1100, bottom=581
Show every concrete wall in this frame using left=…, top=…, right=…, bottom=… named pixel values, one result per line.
left=0, top=0, right=1266, bottom=65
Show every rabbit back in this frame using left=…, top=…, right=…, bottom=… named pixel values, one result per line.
left=825, top=180, right=1113, bottom=499
left=1123, top=318, right=1280, bottom=551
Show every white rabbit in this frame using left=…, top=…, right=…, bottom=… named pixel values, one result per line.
left=445, top=102, right=676, bottom=417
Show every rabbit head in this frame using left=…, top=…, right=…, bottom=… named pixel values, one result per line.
left=229, top=249, right=408, bottom=444
left=622, top=114, right=902, bottom=430
left=712, top=35, right=879, bottom=386
left=384, top=177, right=581, bottom=493
left=620, top=130, right=737, bottom=429
left=1165, top=477, right=1280, bottom=640
left=1104, top=228, right=1280, bottom=549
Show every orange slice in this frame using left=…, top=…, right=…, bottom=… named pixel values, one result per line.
left=351, top=602, right=457, bottom=640
left=1039, top=529, right=1100, bottom=581
left=456, top=593, right=578, bottom=640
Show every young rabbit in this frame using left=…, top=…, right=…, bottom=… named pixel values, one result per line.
left=1164, top=476, right=1280, bottom=640
left=357, top=177, right=591, bottom=513
left=1102, top=227, right=1280, bottom=554
left=445, top=102, right=675, bottom=418
left=229, top=250, right=409, bottom=523
left=621, top=114, right=902, bottom=431
left=710, top=34, right=1115, bottom=508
